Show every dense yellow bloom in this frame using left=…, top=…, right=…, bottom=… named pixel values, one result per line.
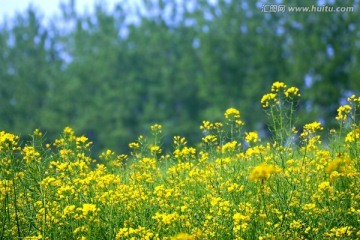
left=326, top=157, right=350, bottom=174
left=235, top=119, right=244, bottom=126
left=335, top=105, right=352, bottom=121
left=152, top=212, right=179, bottom=225
left=171, top=233, right=195, bottom=240
left=304, top=121, right=323, bottom=133
left=63, top=205, right=76, bottom=216
left=245, top=145, right=266, bottom=157
left=64, top=126, right=75, bottom=135
left=129, top=142, right=140, bottom=149
left=76, top=135, right=89, bottom=143
left=317, top=181, right=333, bottom=194
left=23, top=235, right=42, bottom=240
left=329, top=171, right=340, bottom=182
left=57, top=185, right=75, bottom=198
left=271, top=81, right=287, bottom=93
left=115, top=226, right=156, bottom=240
left=224, top=108, right=241, bottom=120
left=345, top=128, right=360, bottom=143
left=233, top=213, right=250, bottom=222
left=227, top=182, right=244, bottom=193
left=249, top=164, right=280, bottom=182
left=245, top=132, right=261, bottom=143
left=214, top=122, right=223, bottom=129
left=200, top=121, right=214, bottom=131
left=233, top=212, right=251, bottom=234
left=221, top=141, right=238, bottom=153
left=198, top=150, right=208, bottom=163
left=174, top=146, right=196, bottom=160
left=0, top=131, right=18, bottom=148
left=150, top=145, right=161, bottom=154
left=82, top=203, right=97, bottom=216
left=347, top=94, right=360, bottom=104
left=300, top=121, right=323, bottom=138
left=260, top=93, right=278, bottom=108
left=290, top=220, right=302, bottom=229
left=22, top=146, right=41, bottom=164
left=324, top=226, right=354, bottom=238
left=302, top=203, right=316, bottom=211
left=202, top=135, right=217, bottom=144
left=285, top=87, right=301, bottom=99
left=3, top=82, right=360, bottom=240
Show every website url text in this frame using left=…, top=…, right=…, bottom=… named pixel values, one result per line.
left=261, top=5, right=355, bottom=13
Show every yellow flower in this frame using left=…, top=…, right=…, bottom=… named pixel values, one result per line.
left=285, top=87, right=301, bottom=99
left=64, top=126, right=75, bottom=135
left=233, top=213, right=250, bottom=222
left=245, top=132, right=261, bottom=143
left=129, top=142, right=140, bottom=149
left=290, top=220, right=302, bottom=229
left=235, top=119, right=244, bottom=126
left=271, top=81, right=287, bottom=93
left=150, top=124, right=162, bottom=134
left=200, top=121, right=214, bottom=130
left=326, top=157, right=350, bottom=174
left=317, top=181, right=333, bottom=194
left=261, top=93, right=278, bottom=108
left=171, top=233, right=195, bottom=240
left=173, top=136, right=187, bottom=146
left=300, top=121, right=323, bottom=138
left=174, top=146, right=196, bottom=159
left=0, top=131, right=19, bottom=151
left=329, top=171, right=340, bottom=182
left=347, top=94, right=360, bottom=104
left=302, top=203, right=316, bottom=211
left=150, top=145, right=161, bottom=154
left=224, top=108, right=240, bottom=120
left=345, top=128, right=360, bottom=143
left=82, top=203, right=97, bottom=216
left=221, top=141, right=238, bottom=153
left=249, top=164, right=280, bottom=182
left=152, top=212, right=179, bottom=225
left=233, top=213, right=250, bottom=233
left=202, top=135, right=217, bottom=144
left=33, top=128, right=43, bottom=137
left=214, top=122, right=224, bottom=131
left=335, top=105, right=352, bottom=121
left=304, top=121, right=323, bottom=133
left=325, top=226, right=354, bottom=238
left=22, top=146, right=41, bottom=164
left=63, top=205, right=76, bottom=216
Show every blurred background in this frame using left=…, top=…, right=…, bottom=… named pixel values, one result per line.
left=0, top=0, right=359, bottom=155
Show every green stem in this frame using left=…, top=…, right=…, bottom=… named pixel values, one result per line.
left=12, top=177, right=21, bottom=238
left=278, top=103, right=284, bottom=146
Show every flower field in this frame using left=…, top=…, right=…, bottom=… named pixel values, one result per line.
left=1, top=82, right=360, bottom=239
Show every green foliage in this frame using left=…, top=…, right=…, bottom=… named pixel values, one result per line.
left=0, top=0, right=359, bottom=155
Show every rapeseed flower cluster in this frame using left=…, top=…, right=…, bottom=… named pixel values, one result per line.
left=336, top=105, right=352, bottom=121
left=224, top=107, right=240, bottom=120
left=245, top=131, right=261, bottom=144
left=249, top=163, right=280, bottom=182
left=260, top=93, right=278, bottom=108
left=1, top=83, right=360, bottom=239
left=260, top=82, right=301, bottom=147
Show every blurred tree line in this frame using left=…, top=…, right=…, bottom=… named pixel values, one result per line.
left=0, top=0, right=359, bottom=155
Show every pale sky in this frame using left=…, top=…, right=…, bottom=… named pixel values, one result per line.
left=0, top=0, right=128, bottom=23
